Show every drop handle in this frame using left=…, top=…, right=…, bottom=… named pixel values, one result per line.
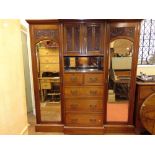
left=70, top=77, right=77, bottom=82
left=89, top=77, right=98, bottom=82
left=89, top=104, right=97, bottom=110
left=70, top=90, right=78, bottom=96
left=89, top=90, right=97, bottom=95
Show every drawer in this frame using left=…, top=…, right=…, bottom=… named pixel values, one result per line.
left=40, top=64, right=59, bottom=72
left=64, top=74, right=83, bottom=85
left=84, top=87, right=103, bottom=97
left=64, top=87, right=82, bottom=97
left=64, top=86, right=103, bottom=97
left=139, top=85, right=155, bottom=100
left=65, top=113, right=103, bottom=126
left=84, top=73, right=104, bottom=85
left=40, top=82, right=51, bottom=89
left=39, top=48, right=59, bottom=56
left=39, top=79, right=51, bottom=83
left=40, top=56, right=59, bottom=64
left=65, top=99, right=103, bottom=112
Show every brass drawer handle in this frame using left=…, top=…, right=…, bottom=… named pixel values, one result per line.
left=70, top=77, right=77, bottom=82
left=89, top=90, right=97, bottom=95
left=89, top=77, right=98, bottom=82
left=70, top=90, right=78, bottom=96
left=71, top=118, right=78, bottom=123
left=89, top=104, right=97, bottom=110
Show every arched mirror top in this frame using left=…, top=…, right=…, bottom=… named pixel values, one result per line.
left=36, top=39, right=59, bottom=48
left=110, top=39, right=133, bottom=57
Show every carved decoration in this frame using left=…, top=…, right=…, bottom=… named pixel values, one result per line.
left=110, top=27, right=135, bottom=39
left=35, top=29, right=58, bottom=40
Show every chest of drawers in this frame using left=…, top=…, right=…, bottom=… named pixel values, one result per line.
left=64, top=73, right=104, bottom=128
left=135, top=82, right=155, bottom=133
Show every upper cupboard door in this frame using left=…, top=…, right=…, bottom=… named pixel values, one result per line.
left=85, top=23, right=104, bottom=55
left=64, top=24, right=82, bottom=55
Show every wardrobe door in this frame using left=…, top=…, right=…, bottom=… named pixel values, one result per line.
left=30, top=24, right=62, bottom=123
left=105, top=21, right=141, bottom=124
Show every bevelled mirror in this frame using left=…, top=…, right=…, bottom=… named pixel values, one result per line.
left=107, top=39, right=133, bottom=122
left=36, top=39, right=61, bottom=122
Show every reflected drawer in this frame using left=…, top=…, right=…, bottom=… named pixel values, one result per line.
left=84, top=73, right=104, bottom=85
left=65, top=113, right=103, bottom=126
left=40, top=64, right=59, bottom=72
left=40, top=82, right=51, bottom=89
left=40, top=56, right=59, bottom=64
left=139, top=85, right=155, bottom=100
left=64, top=74, right=83, bottom=85
left=65, top=99, right=103, bottom=112
left=39, top=48, right=59, bottom=56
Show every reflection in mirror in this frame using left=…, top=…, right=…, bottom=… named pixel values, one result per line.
left=36, top=40, right=61, bottom=122
left=107, top=39, right=133, bottom=122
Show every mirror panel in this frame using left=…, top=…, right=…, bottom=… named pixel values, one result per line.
left=36, top=40, right=61, bottom=122
left=107, top=39, right=133, bottom=122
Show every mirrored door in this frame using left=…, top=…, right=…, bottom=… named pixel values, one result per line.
left=107, top=39, right=133, bottom=122
left=36, top=39, right=61, bottom=122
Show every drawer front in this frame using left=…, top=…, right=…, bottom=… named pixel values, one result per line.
left=139, top=85, right=155, bottom=100
left=39, top=48, right=59, bottom=56
left=65, top=99, right=103, bottom=112
left=65, top=113, right=103, bottom=126
left=85, top=87, right=103, bottom=97
left=40, top=64, right=59, bottom=72
left=64, top=74, right=83, bottom=85
left=84, top=73, right=104, bottom=85
left=64, top=86, right=103, bottom=97
left=64, top=87, right=82, bottom=97
left=40, top=56, right=59, bottom=64
left=40, top=82, right=51, bottom=89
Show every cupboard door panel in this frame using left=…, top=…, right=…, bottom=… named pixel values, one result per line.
left=86, top=24, right=103, bottom=54
left=64, top=24, right=81, bottom=54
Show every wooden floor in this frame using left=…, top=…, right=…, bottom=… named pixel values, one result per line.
left=27, top=112, right=64, bottom=135
left=40, top=103, right=61, bottom=122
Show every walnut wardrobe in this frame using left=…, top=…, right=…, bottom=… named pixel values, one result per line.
left=27, top=19, right=141, bottom=134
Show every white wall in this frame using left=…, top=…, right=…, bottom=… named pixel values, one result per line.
left=0, top=20, right=28, bottom=134
left=137, top=65, right=155, bottom=75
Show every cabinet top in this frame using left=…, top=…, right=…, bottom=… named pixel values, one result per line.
left=136, top=81, right=155, bottom=86
left=26, top=19, right=142, bottom=24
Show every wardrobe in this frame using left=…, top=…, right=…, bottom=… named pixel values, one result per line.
left=27, top=19, right=141, bottom=134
